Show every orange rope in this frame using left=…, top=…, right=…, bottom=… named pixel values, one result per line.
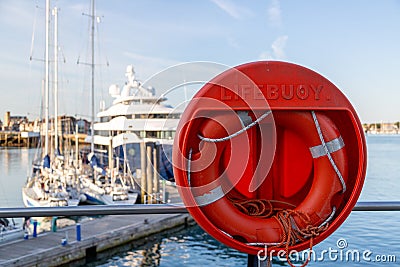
left=275, top=209, right=327, bottom=267
left=230, top=198, right=329, bottom=267
left=232, top=198, right=274, bottom=218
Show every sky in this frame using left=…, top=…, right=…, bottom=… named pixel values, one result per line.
left=0, top=0, right=400, bottom=123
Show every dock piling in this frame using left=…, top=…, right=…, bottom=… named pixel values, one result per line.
left=146, top=143, right=154, bottom=203
left=153, top=143, right=160, bottom=201
left=140, top=141, right=147, bottom=203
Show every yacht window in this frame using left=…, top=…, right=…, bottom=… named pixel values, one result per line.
left=146, top=131, right=157, bottom=138
left=100, top=116, right=109, bottom=123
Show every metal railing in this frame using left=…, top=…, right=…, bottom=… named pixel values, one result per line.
left=0, top=201, right=399, bottom=218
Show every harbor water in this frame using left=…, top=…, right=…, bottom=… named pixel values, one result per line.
left=1, top=135, right=399, bottom=266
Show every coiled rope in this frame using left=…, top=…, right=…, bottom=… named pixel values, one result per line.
left=231, top=197, right=336, bottom=267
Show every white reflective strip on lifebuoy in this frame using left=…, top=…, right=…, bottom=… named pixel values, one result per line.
left=194, top=185, right=225, bottom=207
left=309, top=136, right=345, bottom=159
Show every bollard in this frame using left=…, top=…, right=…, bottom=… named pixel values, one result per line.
left=76, top=223, right=81, bottom=241
left=61, top=232, right=68, bottom=246
left=33, top=220, right=38, bottom=238
left=51, top=217, right=58, bottom=232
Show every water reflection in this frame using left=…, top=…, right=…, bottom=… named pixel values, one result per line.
left=0, top=148, right=36, bottom=207
left=89, top=225, right=307, bottom=267
left=123, top=243, right=161, bottom=266
left=89, top=225, right=247, bottom=267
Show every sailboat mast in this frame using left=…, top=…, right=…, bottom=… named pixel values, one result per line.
left=90, top=0, right=95, bottom=154
left=53, top=6, right=59, bottom=154
left=44, top=0, right=50, bottom=157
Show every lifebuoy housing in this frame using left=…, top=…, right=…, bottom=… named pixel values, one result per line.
left=173, top=61, right=367, bottom=257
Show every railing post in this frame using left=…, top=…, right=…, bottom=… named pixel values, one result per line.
left=33, top=220, right=38, bottom=238
left=76, top=223, right=81, bottom=241
left=247, top=254, right=268, bottom=267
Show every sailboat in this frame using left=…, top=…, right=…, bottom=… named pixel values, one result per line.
left=77, top=0, right=138, bottom=205
left=22, top=0, right=80, bottom=207
left=80, top=164, right=139, bottom=205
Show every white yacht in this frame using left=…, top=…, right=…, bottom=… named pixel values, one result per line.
left=82, top=65, right=180, bottom=203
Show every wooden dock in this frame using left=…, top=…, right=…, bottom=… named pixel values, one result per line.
left=0, top=131, right=40, bottom=148
left=0, top=213, right=192, bottom=267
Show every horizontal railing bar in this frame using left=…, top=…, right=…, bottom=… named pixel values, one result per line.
left=353, top=201, right=400, bottom=211
left=0, top=204, right=188, bottom=218
left=0, top=201, right=399, bottom=218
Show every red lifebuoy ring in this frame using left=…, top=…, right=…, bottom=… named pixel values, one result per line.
left=173, top=61, right=367, bottom=258
left=182, top=110, right=348, bottom=255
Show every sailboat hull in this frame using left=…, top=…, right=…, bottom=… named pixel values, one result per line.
left=22, top=187, right=80, bottom=207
